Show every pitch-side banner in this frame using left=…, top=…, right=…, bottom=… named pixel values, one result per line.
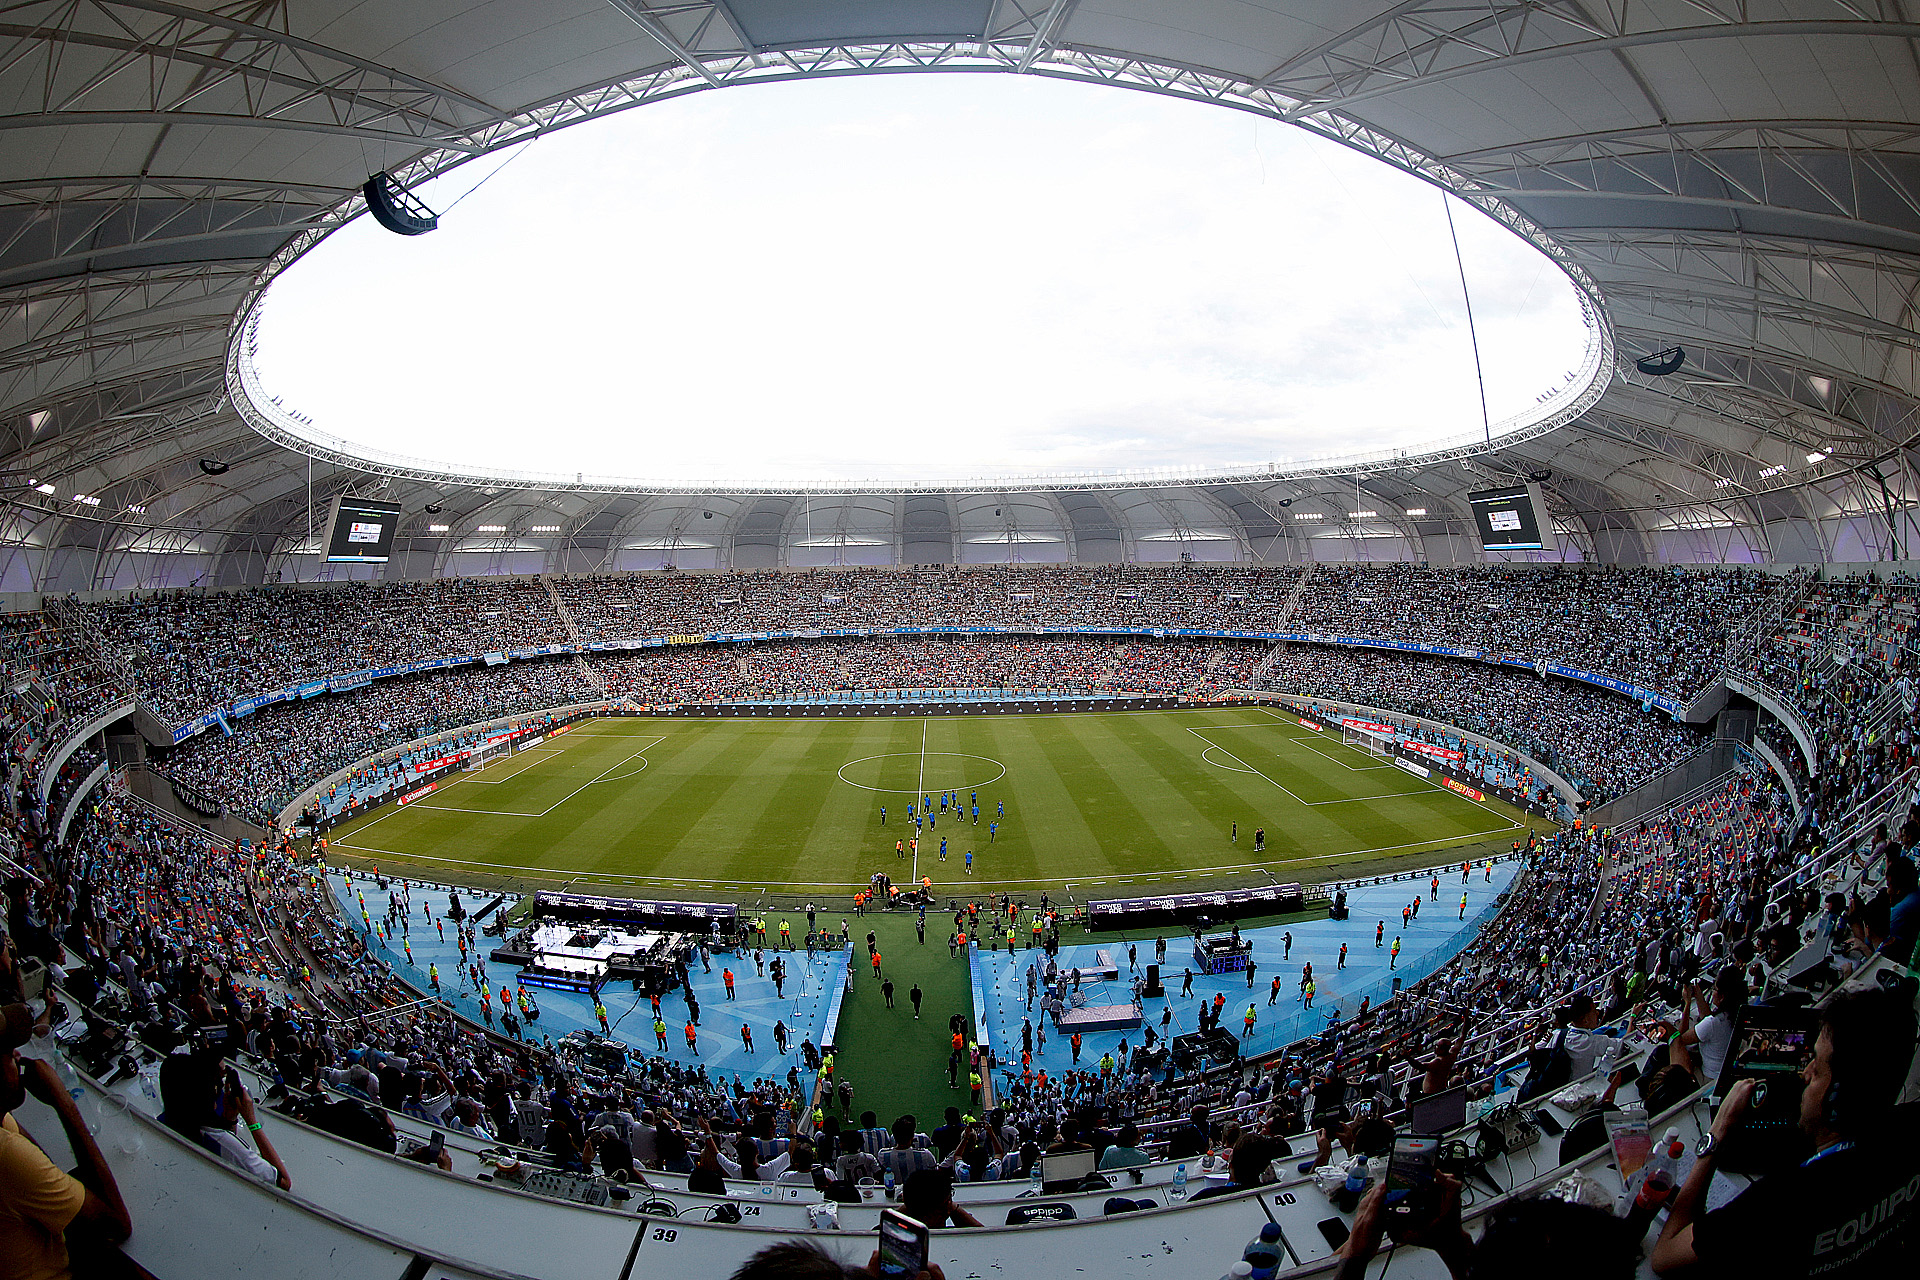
left=1401, top=739, right=1466, bottom=763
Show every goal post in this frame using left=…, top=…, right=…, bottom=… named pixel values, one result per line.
left=1343, top=725, right=1391, bottom=757
left=467, top=738, right=512, bottom=772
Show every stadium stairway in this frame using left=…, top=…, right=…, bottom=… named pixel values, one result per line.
left=542, top=575, right=607, bottom=694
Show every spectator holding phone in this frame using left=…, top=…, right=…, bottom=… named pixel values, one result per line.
left=158, top=1034, right=293, bottom=1190
left=1652, top=985, right=1918, bottom=1279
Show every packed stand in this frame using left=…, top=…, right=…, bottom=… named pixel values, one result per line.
left=1288, top=564, right=1776, bottom=698
left=79, top=565, right=1788, bottom=741
left=152, top=657, right=599, bottom=826
left=82, top=578, right=569, bottom=725
left=1257, top=644, right=1706, bottom=803
left=1741, top=573, right=1918, bottom=813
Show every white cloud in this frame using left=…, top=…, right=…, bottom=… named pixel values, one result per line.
left=253, top=74, right=1591, bottom=487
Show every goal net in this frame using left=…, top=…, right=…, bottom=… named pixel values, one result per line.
left=466, top=738, right=512, bottom=772
left=1343, top=725, right=1392, bottom=757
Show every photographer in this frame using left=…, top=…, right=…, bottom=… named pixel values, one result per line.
left=158, top=1028, right=293, bottom=1191
left=1651, top=985, right=1918, bottom=1279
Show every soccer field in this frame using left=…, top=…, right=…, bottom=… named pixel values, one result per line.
left=325, top=707, right=1545, bottom=893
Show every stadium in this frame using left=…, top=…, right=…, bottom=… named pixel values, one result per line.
left=0, top=5, right=1917, bottom=1280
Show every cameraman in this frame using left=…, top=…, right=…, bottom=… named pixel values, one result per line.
left=159, top=1029, right=293, bottom=1191
left=1651, top=985, right=1917, bottom=1279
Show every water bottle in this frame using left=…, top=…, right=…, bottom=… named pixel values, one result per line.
left=885, top=1166, right=897, bottom=1200
left=1029, top=1159, right=1042, bottom=1196
left=1625, top=1129, right=1687, bottom=1234
left=1243, top=1223, right=1284, bottom=1280
left=1172, top=1162, right=1188, bottom=1200
left=1217, top=1263, right=1254, bottom=1280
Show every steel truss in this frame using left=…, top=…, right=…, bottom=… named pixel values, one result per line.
left=0, top=3, right=1916, bottom=571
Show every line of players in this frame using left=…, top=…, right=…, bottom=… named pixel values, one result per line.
left=882, top=787, right=1007, bottom=874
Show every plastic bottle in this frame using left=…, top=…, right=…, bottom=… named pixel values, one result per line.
left=1626, top=1130, right=1686, bottom=1231
left=1218, top=1263, right=1254, bottom=1280
left=1028, top=1159, right=1042, bottom=1196
left=1172, top=1162, right=1189, bottom=1200
left=34, top=1032, right=98, bottom=1134
left=885, top=1166, right=896, bottom=1200
left=1243, top=1223, right=1284, bottom=1280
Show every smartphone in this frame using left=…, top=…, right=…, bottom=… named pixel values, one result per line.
left=1316, top=1217, right=1351, bottom=1249
left=1531, top=1109, right=1564, bottom=1136
left=1383, top=1136, right=1438, bottom=1216
left=877, top=1208, right=929, bottom=1278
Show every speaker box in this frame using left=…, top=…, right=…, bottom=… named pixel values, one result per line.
left=1143, top=963, right=1163, bottom=998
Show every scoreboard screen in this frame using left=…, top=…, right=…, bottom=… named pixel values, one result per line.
left=322, top=495, right=402, bottom=563
left=1468, top=483, right=1555, bottom=553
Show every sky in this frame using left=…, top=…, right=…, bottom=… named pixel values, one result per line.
left=252, top=73, right=1594, bottom=489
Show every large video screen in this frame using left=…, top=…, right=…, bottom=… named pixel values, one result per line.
left=1467, top=483, right=1555, bottom=553
left=323, top=495, right=402, bottom=563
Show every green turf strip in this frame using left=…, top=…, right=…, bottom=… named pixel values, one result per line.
left=819, top=912, right=976, bottom=1132
left=327, top=709, right=1545, bottom=893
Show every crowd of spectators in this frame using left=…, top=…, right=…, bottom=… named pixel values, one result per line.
left=1255, top=646, right=1706, bottom=802
left=600, top=636, right=1261, bottom=701
left=0, top=609, right=130, bottom=778
left=1740, top=573, right=1919, bottom=823
left=1289, top=564, right=1776, bottom=699
left=155, top=658, right=600, bottom=825
left=82, top=578, right=569, bottom=724
left=143, top=628, right=1713, bottom=824
left=61, top=564, right=1791, bottom=738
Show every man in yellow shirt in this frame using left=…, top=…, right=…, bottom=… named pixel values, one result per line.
left=1, top=1003, right=133, bottom=1280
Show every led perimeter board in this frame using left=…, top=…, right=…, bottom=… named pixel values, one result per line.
left=1467, top=483, right=1555, bottom=554
left=322, top=495, right=403, bottom=563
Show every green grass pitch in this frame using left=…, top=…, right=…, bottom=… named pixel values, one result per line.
left=325, top=707, right=1545, bottom=894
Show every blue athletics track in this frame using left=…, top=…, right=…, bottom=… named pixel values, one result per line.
left=327, top=873, right=839, bottom=1096
left=974, top=858, right=1520, bottom=1078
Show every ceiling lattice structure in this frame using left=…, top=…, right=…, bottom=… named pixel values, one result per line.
left=4, top=1, right=1920, bottom=588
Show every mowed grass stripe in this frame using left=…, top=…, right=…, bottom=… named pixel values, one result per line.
left=326, top=711, right=1548, bottom=889
left=728, top=721, right=865, bottom=880
left=948, top=713, right=1087, bottom=888
left=1100, top=712, right=1254, bottom=851
left=633, top=724, right=798, bottom=876
left=1028, top=714, right=1177, bottom=877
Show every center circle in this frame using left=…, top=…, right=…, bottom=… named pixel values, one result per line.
left=836, top=752, right=1009, bottom=795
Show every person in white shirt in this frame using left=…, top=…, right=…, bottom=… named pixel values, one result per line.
left=161, top=1047, right=292, bottom=1190
left=1556, top=992, right=1622, bottom=1079
left=774, top=1139, right=819, bottom=1186
left=1680, top=969, right=1746, bottom=1085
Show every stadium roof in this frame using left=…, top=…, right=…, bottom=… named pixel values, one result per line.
left=2, top=1, right=1917, bottom=584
